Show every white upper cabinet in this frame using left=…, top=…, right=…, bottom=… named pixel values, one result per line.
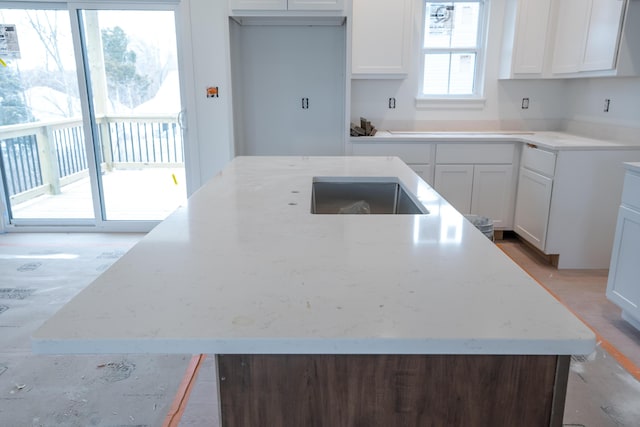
left=582, top=0, right=626, bottom=71
left=502, top=0, right=640, bottom=78
left=351, top=0, right=412, bottom=78
left=551, top=0, right=592, bottom=74
left=551, top=0, right=638, bottom=76
left=230, top=0, right=344, bottom=11
left=500, top=0, right=553, bottom=77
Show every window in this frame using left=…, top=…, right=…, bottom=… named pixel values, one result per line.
left=420, top=1, right=486, bottom=98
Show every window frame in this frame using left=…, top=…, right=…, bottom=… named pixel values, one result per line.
left=417, top=0, right=488, bottom=105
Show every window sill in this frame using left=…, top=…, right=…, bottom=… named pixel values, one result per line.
left=415, top=97, right=486, bottom=110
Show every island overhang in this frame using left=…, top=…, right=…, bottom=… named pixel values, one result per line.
left=32, top=156, right=594, bottom=356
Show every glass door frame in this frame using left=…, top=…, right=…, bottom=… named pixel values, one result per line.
left=0, top=0, right=195, bottom=233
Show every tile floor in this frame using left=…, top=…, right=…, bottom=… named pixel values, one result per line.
left=1, top=232, right=639, bottom=426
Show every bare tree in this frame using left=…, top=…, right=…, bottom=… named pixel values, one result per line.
left=25, top=10, right=76, bottom=117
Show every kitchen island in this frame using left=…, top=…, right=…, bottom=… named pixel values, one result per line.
left=33, top=157, right=595, bottom=426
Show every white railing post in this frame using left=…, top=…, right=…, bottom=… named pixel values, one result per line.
left=98, top=116, right=114, bottom=172
left=36, top=125, right=61, bottom=195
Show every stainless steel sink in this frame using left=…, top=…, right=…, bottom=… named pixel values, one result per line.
left=311, top=177, right=428, bottom=214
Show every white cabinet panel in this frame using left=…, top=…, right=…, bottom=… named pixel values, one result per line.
left=351, top=0, right=412, bottom=77
left=514, top=168, right=553, bottom=251
left=551, top=0, right=591, bottom=74
left=231, top=0, right=342, bottom=11
left=607, top=206, right=640, bottom=326
left=504, top=0, right=553, bottom=75
left=471, top=165, right=514, bottom=229
left=434, top=165, right=474, bottom=214
left=552, top=0, right=627, bottom=74
left=351, top=143, right=432, bottom=164
left=349, top=142, right=434, bottom=184
left=231, top=0, right=287, bottom=10
left=410, top=164, right=434, bottom=186
left=231, top=25, right=345, bottom=156
left=582, top=0, right=626, bottom=71
left=436, top=144, right=515, bottom=164
left=521, top=144, right=556, bottom=177
left=289, top=0, right=343, bottom=10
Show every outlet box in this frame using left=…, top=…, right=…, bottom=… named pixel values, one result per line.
left=521, top=98, right=529, bottom=109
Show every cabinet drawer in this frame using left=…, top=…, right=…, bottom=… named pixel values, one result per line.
left=521, top=144, right=556, bottom=177
left=622, top=171, right=640, bottom=211
left=435, top=144, right=515, bottom=164
left=351, top=143, right=432, bottom=164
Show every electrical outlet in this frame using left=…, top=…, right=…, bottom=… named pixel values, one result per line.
left=521, top=98, right=529, bottom=109
left=388, top=98, right=396, bottom=109
left=604, top=99, right=610, bottom=113
left=206, top=87, right=218, bottom=98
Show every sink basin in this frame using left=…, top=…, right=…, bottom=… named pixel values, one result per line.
left=311, top=177, right=428, bottom=215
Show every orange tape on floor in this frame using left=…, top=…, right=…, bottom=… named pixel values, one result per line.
left=163, top=354, right=207, bottom=427
left=499, top=245, right=640, bottom=382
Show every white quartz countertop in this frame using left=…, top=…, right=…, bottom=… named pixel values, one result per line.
left=352, top=131, right=640, bottom=151
left=625, top=162, right=640, bottom=173
left=33, top=157, right=595, bottom=355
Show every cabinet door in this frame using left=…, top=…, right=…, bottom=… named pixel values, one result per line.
left=410, top=164, right=434, bottom=187
left=434, top=165, right=474, bottom=214
left=607, top=206, right=640, bottom=316
left=514, top=168, right=553, bottom=251
left=551, top=0, right=591, bottom=74
left=235, top=25, right=345, bottom=156
left=289, top=0, right=344, bottom=10
left=471, top=165, right=514, bottom=229
left=512, top=0, right=552, bottom=74
left=351, top=143, right=433, bottom=164
left=351, top=0, right=412, bottom=77
left=230, top=0, right=287, bottom=10
left=582, top=0, right=626, bottom=71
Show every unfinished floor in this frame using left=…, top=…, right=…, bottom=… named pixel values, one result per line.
left=0, top=232, right=639, bottom=426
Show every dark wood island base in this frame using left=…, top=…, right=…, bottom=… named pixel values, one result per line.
left=218, top=354, right=570, bottom=427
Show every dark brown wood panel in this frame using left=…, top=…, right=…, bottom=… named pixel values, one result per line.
left=217, top=354, right=561, bottom=427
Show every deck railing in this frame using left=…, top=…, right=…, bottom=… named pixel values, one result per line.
left=0, top=115, right=182, bottom=203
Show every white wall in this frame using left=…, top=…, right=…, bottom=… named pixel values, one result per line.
left=184, top=0, right=235, bottom=189
left=563, top=77, right=640, bottom=141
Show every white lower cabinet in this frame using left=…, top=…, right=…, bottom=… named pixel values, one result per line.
left=350, top=141, right=518, bottom=228
left=408, top=164, right=434, bottom=186
left=513, top=167, right=553, bottom=251
left=434, top=165, right=474, bottom=214
left=471, top=165, right=515, bottom=229
left=350, top=142, right=435, bottom=185
left=435, top=164, right=515, bottom=228
left=607, top=165, right=640, bottom=330
left=434, top=143, right=517, bottom=229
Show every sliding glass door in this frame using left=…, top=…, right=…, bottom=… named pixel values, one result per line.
left=78, top=9, right=186, bottom=221
left=0, top=3, right=187, bottom=229
left=0, top=7, right=95, bottom=222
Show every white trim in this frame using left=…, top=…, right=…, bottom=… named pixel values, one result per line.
left=174, top=0, right=201, bottom=196
left=415, top=97, right=486, bottom=110
left=4, top=220, right=158, bottom=232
